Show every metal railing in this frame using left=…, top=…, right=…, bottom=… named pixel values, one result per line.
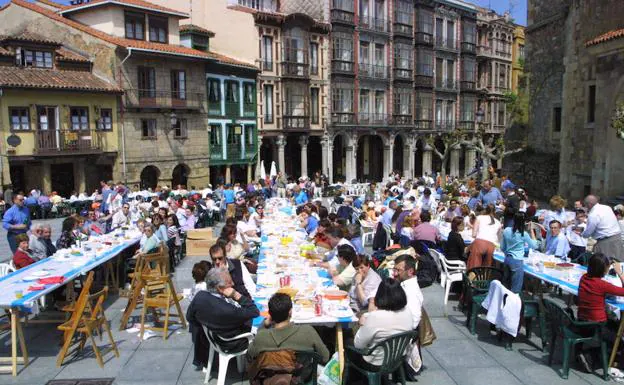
left=461, top=42, right=476, bottom=54
left=125, top=89, right=204, bottom=110
left=208, top=102, right=256, bottom=117
left=331, top=112, right=356, bottom=124
left=331, top=59, right=355, bottom=75
left=331, top=9, right=355, bottom=24
left=393, top=67, right=413, bottom=80
left=393, top=22, right=413, bottom=37
left=281, top=61, right=310, bottom=78
left=358, top=15, right=389, bottom=33
left=458, top=121, right=475, bottom=131
left=414, top=74, right=433, bottom=87
left=435, top=78, right=457, bottom=91
left=36, top=129, right=103, bottom=154
left=392, top=114, right=412, bottom=125
left=282, top=116, right=310, bottom=130
left=435, top=119, right=455, bottom=131
left=358, top=63, right=389, bottom=79
left=460, top=80, right=476, bottom=91
left=210, top=146, right=257, bottom=162
left=358, top=112, right=389, bottom=125
left=415, top=31, right=433, bottom=45
left=414, top=119, right=433, bottom=131
left=477, top=45, right=493, bottom=57
left=435, top=36, right=457, bottom=50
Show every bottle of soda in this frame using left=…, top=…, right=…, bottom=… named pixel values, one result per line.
left=314, top=294, right=323, bottom=316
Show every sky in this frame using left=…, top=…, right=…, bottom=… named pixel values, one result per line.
left=0, top=0, right=528, bottom=26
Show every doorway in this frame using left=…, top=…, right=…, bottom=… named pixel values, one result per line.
left=51, top=163, right=75, bottom=197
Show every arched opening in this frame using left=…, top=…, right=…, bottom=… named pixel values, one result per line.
left=393, top=135, right=404, bottom=175
left=414, top=139, right=424, bottom=177
left=140, top=165, right=160, bottom=190
left=431, top=137, right=449, bottom=176
left=284, top=135, right=301, bottom=179
left=307, top=136, right=322, bottom=177
left=459, top=145, right=466, bottom=178
left=332, top=134, right=347, bottom=182
left=172, top=164, right=190, bottom=189
left=210, top=166, right=225, bottom=187
left=260, top=137, right=276, bottom=177
left=357, top=135, right=384, bottom=182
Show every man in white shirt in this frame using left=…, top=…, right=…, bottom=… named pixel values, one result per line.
left=322, top=226, right=355, bottom=269
left=393, top=254, right=423, bottom=328
left=111, top=204, right=131, bottom=230
left=582, top=195, right=623, bottom=261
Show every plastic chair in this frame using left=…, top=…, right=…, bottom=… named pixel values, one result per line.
left=430, top=250, right=466, bottom=306
left=543, top=299, right=608, bottom=380
left=204, top=327, right=254, bottom=385
left=0, top=263, right=15, bottom=277
left=343, top=330, right=418, bottom=385
left=463, top=267, right=503, bottom=334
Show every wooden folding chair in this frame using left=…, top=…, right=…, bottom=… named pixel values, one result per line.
left=139, top=275, right=186, bottom=340
left=61, top=272, right=95, bottom=322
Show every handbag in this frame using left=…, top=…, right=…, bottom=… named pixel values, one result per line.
left=418, top=307, right=437, bottom=347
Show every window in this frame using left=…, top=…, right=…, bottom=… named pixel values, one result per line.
left=148, top=16, right=168, bottom=43
left=587, top=85, right=596, bottom=123
left=497, top=102, right=506, bottom=125
left=138, top=66, right=155, bottom=98
left=332, top=32, right=354, bottom=71
left=243, top=83, right=255, bottom=105
left=416, top=49, right=433, bottom=76
left=375, top=91, right=384, bottom=116
left=394, top=43, right=412, bottom=78
left=462, top=21, right=476, bottom=44
left=518, top=44, right=525, bottom=60
left=374, top=44, right=384, bottom=66
left=461, top=97, right=475, bottom=121
left=262, top=36, right=273, bottom=70
left=393, top=89, right=411, bottom=116
left=435, top=17, right=444, bottom=42
left=210, top=124, right=222, bottom=146
left=19, top=50, right=52, bottom=68
left=173, top=118, right=187, bottom=138
left=97, top=109, right=113, bottom=130
left=359, top=41, right=370, bottom=66
left=446, top=21, right=455, bottom=47
left=9, top=108, right=30, bottom=131
left=125, top=12, right=145, bottom=40
left=359, top=89, right=370, bottom=116
left=462, top=59, right=476, bottom=82
left=415, top=91, right=432, bottom=120
left=332, top=85, right=354, bottom=114
left=246, top=125, right=255, bottom=146
left=395, top=0, right=413, bottom=25
left=264, top=84, right=274, bottom=123
left=207, top=78, right=221, bottom=103
left=70, top=107, right=89, bottom=130
left=171, top=70, right=186, bottom=100
left=226, top=124, right=239, bottom=145
left=310, top=42, right=319, bottom=75
left=553, top=107, right=562, bottom=132
left=416, top=9, right=433, bottom=34
left=311, top=88, right=319, bottom=124
left=141, top=119, right=156, bottom=138
left=226, top=81, right=239, bottom=102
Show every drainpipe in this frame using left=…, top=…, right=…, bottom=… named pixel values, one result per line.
left=118, top=48, right=133, bottom=184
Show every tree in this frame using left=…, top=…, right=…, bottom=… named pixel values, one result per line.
left=426, top=131, right=462, bottom=186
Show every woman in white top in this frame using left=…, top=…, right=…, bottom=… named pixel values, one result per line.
left=467, top=204, right=501, bottom=269
left=351, top=277, right=414, bottom=369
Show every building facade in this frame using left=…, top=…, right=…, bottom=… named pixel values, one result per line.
left=511, top=24, right=525, bottom=92
left=0, top=32, right=121, bottom=196
left=526, top=0, right=624, bottom=200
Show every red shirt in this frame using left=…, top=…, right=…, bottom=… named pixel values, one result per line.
left=13, top=249, right=35, bottom=270
left=578, top=274, right=624, bottom=322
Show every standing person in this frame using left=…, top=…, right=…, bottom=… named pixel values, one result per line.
left=467, top=204, right=501, bottom=269
left=582, top=195, right=623, bottom=261
left=501, top=212, right=538, bottom=293
left=100, top=181, right=112, bottom=214
left=276, top=172, right=287, bottom=198
left=2, top=194, right=30, bottom=253
left=223, top=184, right=236, bottom=219
left=478, top=180, right=503, bottom=207
left=544, top=195, right=569, bottom=234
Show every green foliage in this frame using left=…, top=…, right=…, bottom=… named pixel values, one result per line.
left=610, top=101, right=624, bottom=140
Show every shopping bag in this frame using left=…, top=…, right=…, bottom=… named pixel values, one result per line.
left=317, top=352, right=340, bottom=385
left=419, top=307, right=437, bottom=347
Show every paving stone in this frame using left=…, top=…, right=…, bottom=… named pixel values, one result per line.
left=428, top=340, right=499, bottom=369
left=446, top=367, right=523, bottom=385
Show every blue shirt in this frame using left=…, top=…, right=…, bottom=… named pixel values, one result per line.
left=544, top=209, right=568, bottom=235
left=501, top=227, right=538, bottom=260
left=101, top=187, right=112, bottom=212
left=544, top=232, right=571, bottom=258
left=305, top=216, right=319, bottom=234
left=223, top=189, right=235, bottom=204
left=467, top=197, right=480, bottom=211
left=295, top=190, right=308, bottom=205
left=479, top=187, right=503, bottom=206
left=24, top=196, right=37, bottom=206
left=380, top=208, right=395, bottom=227
left=2, top=205, right=30, bottom=233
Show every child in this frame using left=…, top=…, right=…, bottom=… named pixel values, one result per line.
left=189, top=261, right=211, bottom=302
left=567, top=209, right=588, bottom=261
left=13, top=234, right=36, bottom=269
left=166, top=214, right=181, bottom=271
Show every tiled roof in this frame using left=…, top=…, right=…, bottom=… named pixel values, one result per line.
left=60, top=0, right=188, bottom=18
left=56, top=47, right=91, bottom=62
left=0, top=31, right=62, bottom=45
left=35, top=0, right=67, bottom=10
left=179, top=24, right=215, bottom=37
left=586, top=28, right=624, bottom=47
left=0, top=66, right=122, bottom=93
left=11, top=0, right=257, bottom=69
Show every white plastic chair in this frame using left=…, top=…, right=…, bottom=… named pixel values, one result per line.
left=204, top=327, right=254, bottom=385
left=0, top=263, right=14, bottom=277
left=430, top=249, right=466, bottom=306
left=8, top=260, right=16, bottom=272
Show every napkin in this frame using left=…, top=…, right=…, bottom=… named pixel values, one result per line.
left=28, top=285, right=45, bottom=291
left=37, top=276, right=65, bottom=285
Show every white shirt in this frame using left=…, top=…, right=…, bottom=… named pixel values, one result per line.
left=566, top=223, right=587, bottom=247
left=583, top=203, right=622, bottom=240
left=247, top=212, right=261, bottom=232
left=240, top=262, right=256, bottom=295
left=474, top=215, right=501, bottom=244
left=354, top=309, right=414, bottom=365
left=401, top=277, right=423, bottom=329
left=327, top=238, right=355, bottom=269
left=111, top=210, right=130, bottom=229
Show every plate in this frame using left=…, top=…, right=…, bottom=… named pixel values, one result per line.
left=327, top=308, right=353, bottom=319
left=293, top=311, right=316, bottom=321
left=31, top=271, right=51, bottom=277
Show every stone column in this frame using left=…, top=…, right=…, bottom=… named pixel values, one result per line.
left=423, top=144, right=433, bottom=176
left=225, top=166, right=231, bottom=184
left=321, top=134, right=329, bottom=179
left=299, top=136, right=308, bottom=179
left=345, top=144, right=354, bottom=183
left=465, top=147, right=476, bottom=177
left=383, top=136, right=395, bottom=179
left=450, top=144, right=461, bottom=178
left=247, top=164, right=252, bottom=183
left=277, top=135, right=286, bottom=175
left=405, top=136, right=417, bottom=179
left=42, top=160, right=51, bottom=194
left=74, top=159, right=86, bottom=193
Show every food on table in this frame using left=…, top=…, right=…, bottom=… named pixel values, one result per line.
left=543, top=261, right=557, bottom=269
left=555, top=262, right=575, bottom=269
left=276, top=287, right=298, bottom=298
left=323, top=290, right=348, bottom=300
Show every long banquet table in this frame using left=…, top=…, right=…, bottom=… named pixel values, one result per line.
left=0, top=229, right=141, bottom=375
left=252, top=200, right=357, bottom=379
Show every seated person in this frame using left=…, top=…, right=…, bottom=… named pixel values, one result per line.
left=211, top=242, right=255, bottom=297
left=300, top=207, right=319, bottom=235
left=189, top=260, right=211, bottom=302
left=329, top=244, right=357, bottom=290
left=351, top=278, right=414, bottom=369
left=186, top=267, right=259, bottom=370
left=136, top=224, right=160, bottom=255
left=349, top=254, right=382, bottom=313
left=248, top=293, right=330, bottom=363
left=445, top=216, right=467, bottom=261
left=312, top=219, right=332, bottom=249
left=444, top=199, right=462, bottom=222
left=544, top=220, right=571, bottom=259
left=13, top=233, right=36, bottom=269
left=412, top=211, right=440, bottom=244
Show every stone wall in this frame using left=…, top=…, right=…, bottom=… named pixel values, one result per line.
left=504, top=149, right=559, bottom=201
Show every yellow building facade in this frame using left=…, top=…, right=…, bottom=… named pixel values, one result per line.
left=512, top=24, right=526, bottom=92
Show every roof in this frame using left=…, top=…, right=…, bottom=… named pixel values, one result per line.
left=35, top=0, right=67, bottom=10
left=586, top=28, right=624, bottom=47
left=56, top=47, right=91, bottom=62
left=0, top=31, right=62, bottom=45
left=10, top=0, right=257, bottom=69
left=0, top=66, right=122, bottom=93
left=59, top=0, right=188, bottom=18
left=179, top=24, right=215, bottom=37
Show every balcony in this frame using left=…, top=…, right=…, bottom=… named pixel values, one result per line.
left=393, top=22, right=413, bottom=37
left=331, top=0, right=355, bottom=25
left=460, top=80, right=476, bottom=92
left=477, top=45, right=493, bottom=58
left=209, top=145, right=257, bottom=165
left=461, top=42, right=476, bottom=54
left=435, top=78, right=458, bottom=92
left=414, top=119, right=433, bottom=131
left=358, top=63, right=389, bottom=79
left=435, top=37, right=457, bottom=51
left=414, top=74, right=433, bottom=87
left=414, top=32, right=433, bottom=45
left=392, top=114, right=412, bottom=125
left=458, top=121, right=475, bottom=131
left=36, top=129, right=104, bottom=155
left=493, top=85, right=509, bottom=94
left=435, top=119, right=455, bottom=131
left=281, top=61, right=310, bottom=78
left=393, top=67, right=413, bottom=81
left=208, top=102, right=256, bottom=118
left=358, top=112, right=390, bottom=125
left=331, top=112, right=356, bottom=125
left=124, top=89, right=204, bottom=110
left=260, top=60, right=273, bottom=72
left=489, top=124, right=506, bottom=133
left=282, top=116, right=310, bottom=130
left=229, top=0, right=277, bottom=12
left=331, top=60, right=355, bottom=75
left=495, top=50, right=512, bottom=60
left=358, top=16, right=389, bottom=34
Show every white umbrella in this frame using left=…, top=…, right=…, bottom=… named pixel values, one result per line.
left=260, top=160, right=266, bottom=180
left=270, top=161, right=278, bottom=177
left=254, top=158, right=262, bottom=181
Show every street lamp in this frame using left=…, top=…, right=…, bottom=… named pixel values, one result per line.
left=475, top=107, right=485, bottom=129
left=170, top=112, right=178, bottom=128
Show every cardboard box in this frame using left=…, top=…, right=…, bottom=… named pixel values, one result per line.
left=186, top=228, right=215, bottom=257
